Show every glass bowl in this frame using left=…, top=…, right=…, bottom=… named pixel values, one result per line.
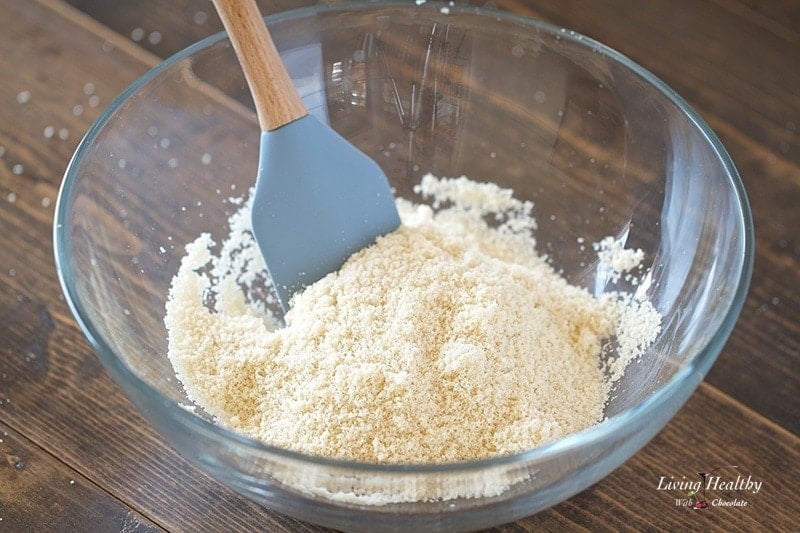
left=54, top=2, right=753, bottom=531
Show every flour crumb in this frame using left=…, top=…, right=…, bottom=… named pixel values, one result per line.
left=594, top=235, right=645, bottom=282
left=598, top=293, right=661, bottom=381
left=178, top=402, right=197, bottom=414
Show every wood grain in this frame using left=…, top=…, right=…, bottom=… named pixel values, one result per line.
left=0, top=421, right=160, bottom=532
left=64, top=0, right=319, bottom=58
left=211, top=0, right=307, bottom=131
left=0, top=0, right=798, bottom=531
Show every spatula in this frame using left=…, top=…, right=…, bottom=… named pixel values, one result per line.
left=212, top=0, right=400, bottom=311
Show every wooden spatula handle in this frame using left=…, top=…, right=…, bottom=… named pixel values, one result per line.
left=212, top=0, right=308, bottom=132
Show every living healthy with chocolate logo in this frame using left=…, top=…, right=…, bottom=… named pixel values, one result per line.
left=656, top=466, right=763, bottom=510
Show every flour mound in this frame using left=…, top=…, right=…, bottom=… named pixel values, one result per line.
left=165, top=174, right=660, bottom=465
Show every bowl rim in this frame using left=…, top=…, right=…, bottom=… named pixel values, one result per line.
left=54, top=0, right=754, bottom=474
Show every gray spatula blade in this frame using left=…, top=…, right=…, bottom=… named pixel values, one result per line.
left=252, top=115, right=400, bottom=311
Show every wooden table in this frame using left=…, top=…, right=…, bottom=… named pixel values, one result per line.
left=1, top=0, right=798, bottom=530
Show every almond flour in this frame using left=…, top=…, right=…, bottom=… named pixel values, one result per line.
left=594, top=235, right=645, bottom=283
left=165, top=174, right=660, bottom=466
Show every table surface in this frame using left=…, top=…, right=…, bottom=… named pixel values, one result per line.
left=1, top=0, right=798, bottom=531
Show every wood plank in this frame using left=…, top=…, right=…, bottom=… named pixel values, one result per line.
left=0, top=421, right=161, bottom=532
left=64, top=0, right=319, bottom=58
left=709, top=0, right=800, bottom=44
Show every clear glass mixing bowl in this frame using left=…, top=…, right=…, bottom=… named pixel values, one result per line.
left=54, top=2, right=753, bottom=531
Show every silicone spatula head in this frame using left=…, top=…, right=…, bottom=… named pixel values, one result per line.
left=212, top=0, right=400, bottom=311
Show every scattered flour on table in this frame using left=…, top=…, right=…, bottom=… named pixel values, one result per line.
left=165, top=174, right=661, bottom=467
